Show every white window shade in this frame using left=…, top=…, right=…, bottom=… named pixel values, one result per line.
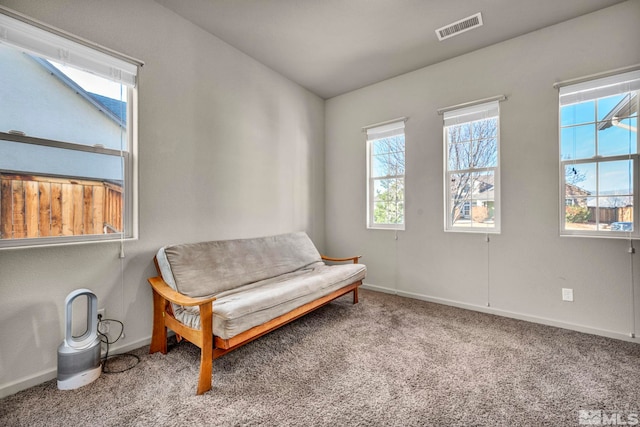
left=559, top=70, right=640, bottom=106
left=0, top=12, right=138, bottom=87
left=443, top=100, right=499, bottom=127
left=365, top=120, right=406, bottom=141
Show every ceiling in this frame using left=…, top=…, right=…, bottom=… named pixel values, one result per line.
left=155, top=0, right=627, bottom=99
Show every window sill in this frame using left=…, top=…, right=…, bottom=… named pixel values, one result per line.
left=367, top=225, right=405, bottom=231
left=0, top=235, right=138, bottom=251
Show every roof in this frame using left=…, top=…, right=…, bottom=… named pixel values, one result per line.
left=566, top=183, right=591, bottom=197
left=30, top=56, right=126, bottom=128
left=88, top=93, right=127, bottom=125
left=597, top=92, right=638, bottom=131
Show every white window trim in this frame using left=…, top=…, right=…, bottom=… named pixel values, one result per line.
left=364, top=118, right=407, bottom=231
left=558, top=70, right=640, bottom=239
left=0, top=9, right=140, bottom=249
left=442, top=100, right=501, bottom=234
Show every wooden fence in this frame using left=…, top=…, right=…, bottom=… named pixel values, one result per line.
left=587, top=206, right=633, bottom=224
left=0, top=173, right=122, bottom=239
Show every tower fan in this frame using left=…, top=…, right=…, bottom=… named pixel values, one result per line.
left=57, top=289, right=102, bottom=390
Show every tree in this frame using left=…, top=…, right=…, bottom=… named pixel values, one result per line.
left=447, top=118, right=498, bottom=223
left=565, top=165, right=587, bottom=187
left=374, top=178, right=404, bottom=224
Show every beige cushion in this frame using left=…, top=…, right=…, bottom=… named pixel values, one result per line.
left=173, top=262, right=366, bottom=339
left=163, top=232, right=322, bottom=297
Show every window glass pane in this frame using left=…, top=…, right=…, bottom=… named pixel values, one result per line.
left=598, top=160, right=632, bottom=196
left=0, top=44, right=128, bottom=150
left=565, top=163, right=596, bottom=195
left=371, top=136, right=404, bottom=175
left=449, top=173, right=472, bottom=227
left=448, top=141, right=471, bottom=171
left=597, top=119, right=637, bottom=157
left=372, top=135, right=403, bottom=154
left=472, top=118, right=497, bottom=140
left=597, top=196, right=633, bottom=231
left=560, top=125, right=596, bottom=160
left=0, top=140, right=124, bottom=181
left=561, top=100, right=595, bottom=127
left=565, top=198, right=593, bottom=231
left=371, top=139, right=386, bottom=155
left=597, top=93, right=632, bottom=121
left=395, top=150, right=406, bottom=176
left=373, top=178, right=404, bottom=225
left=469, top=172, right=495, bottom=227
left=447, top=124, right=471, bottom=144
left=607, top=200, right=634, bottom=232
left=371, top=155, right=387, bottom=178
left=563, top=160, right=635, bottom=234
left=472, top=138, right=498, bottom=168
left=1, top=173, right=123, bottom=239
left=376, top=152, right=401, bottom=177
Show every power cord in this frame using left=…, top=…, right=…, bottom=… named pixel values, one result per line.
left=97, top=315, right=139, bottom=374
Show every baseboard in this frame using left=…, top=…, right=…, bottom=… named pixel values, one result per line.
left=0, top=336, right=151, bottom=399
left=361, top=283, right=397, bottom=295
left=361, top=283, right=638, bottom=344
left=0, top=368, right=58, bottom=400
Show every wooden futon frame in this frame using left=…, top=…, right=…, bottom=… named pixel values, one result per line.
left=148, top=255, right=362, bottom=395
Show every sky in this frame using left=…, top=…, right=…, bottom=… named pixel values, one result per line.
left=50, top=60, right=126, bottom=100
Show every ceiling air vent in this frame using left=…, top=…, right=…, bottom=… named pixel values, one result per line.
left=436, top=12, right=483, bottom=41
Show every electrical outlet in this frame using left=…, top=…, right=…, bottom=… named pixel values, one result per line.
left=98, top=319, right=110, bottom=335
left=97, top=308, right=109, bottom=335
left=562, top=288, right=574, bottom=302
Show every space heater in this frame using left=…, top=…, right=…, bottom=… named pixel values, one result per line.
left=57, top=289, right=102, bottom=390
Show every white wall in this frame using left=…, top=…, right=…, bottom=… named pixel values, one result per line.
left=325, top=1, right=640, bottom=341
left=0, top=0, right=325, bottom=397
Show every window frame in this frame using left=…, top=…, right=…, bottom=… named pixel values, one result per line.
left=365, top=119, right=406, bottom=231
left=0, top=10, right=140, bottom=249
left=558, top=70, right=640, bottom=239
left=443, top=100, right=501, bottom=233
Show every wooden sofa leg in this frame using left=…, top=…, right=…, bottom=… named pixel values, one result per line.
left=196, top=302, right=214, bottom=395
left=353, top=287, right=359, bottom=304
left=197, top=343, right=213, bottom=395
left=149, top=289, right=168, bottom=354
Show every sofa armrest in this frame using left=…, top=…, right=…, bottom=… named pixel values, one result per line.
left=321, top=255, right=361, bottom=264
left=148, top=276, right=217, bottom=307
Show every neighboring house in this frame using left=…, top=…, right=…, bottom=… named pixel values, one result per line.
left=565, top=183, right=591, bottom=207
left=457, top=175, right=495, bottom=222
left=0, top=46, right=126, bottom=239
left=565, top=183, right=632, bottom=225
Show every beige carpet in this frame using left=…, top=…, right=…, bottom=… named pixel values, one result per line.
left=1, top=289, right=639, bottom=426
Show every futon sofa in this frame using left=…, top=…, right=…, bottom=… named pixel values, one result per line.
left=148, top=231, right=366, bottom=394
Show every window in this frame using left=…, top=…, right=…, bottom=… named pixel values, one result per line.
left=559, top=70, right=639, bottom=237
left=443, top=100, right=501, bottom=232
left=0, top=12, right=140, bottom=247
left=365, top=119, right=406, bottom=230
